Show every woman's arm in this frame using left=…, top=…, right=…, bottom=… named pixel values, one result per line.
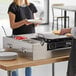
left=8, top=12, right=32, bottom=29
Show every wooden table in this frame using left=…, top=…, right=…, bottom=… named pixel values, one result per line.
left=0, top=49, right=70, bottom=76
left=52, top=6, right=76, bottom=28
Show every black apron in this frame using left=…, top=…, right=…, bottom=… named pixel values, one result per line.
left=67, top=38, right=76, bottom=76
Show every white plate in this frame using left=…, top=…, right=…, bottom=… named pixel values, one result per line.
left=27, top=19, right=43, bottom=23
left=0, top=52, right=18, bottom=60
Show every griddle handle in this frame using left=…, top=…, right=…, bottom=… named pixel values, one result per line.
left=40, top=39, right=45, bottom=46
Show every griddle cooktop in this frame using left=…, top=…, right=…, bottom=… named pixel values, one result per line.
left=33, top=33, right=72, bottom=51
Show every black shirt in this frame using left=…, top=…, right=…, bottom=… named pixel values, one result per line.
left=8, top=2, right=37, bottom=35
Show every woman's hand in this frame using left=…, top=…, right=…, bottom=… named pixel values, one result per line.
left=24, top=20, right=33, bottom=25
left=34, top=23, right=40, bottom=26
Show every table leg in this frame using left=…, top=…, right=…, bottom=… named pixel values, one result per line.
left=52, top=63, right=55, bottom=76
left=74, top=12, right=76, bottom=27
left=64, top=10, right=67, bottom=28
left=7, top=71, right=12, bottom=76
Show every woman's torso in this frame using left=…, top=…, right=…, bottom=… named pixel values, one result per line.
left=8, top=2, right=37, bottom=35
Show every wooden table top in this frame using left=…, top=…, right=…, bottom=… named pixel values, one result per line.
left=0, top=49, right=70, bottom=71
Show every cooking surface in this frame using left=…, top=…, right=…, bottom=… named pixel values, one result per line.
left=8, top=33, right=72, bottom=40
left=38, top=33, right=71, bottom=39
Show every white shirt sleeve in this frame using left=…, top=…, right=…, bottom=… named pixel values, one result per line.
left=71, top=27, right=76, bottom=39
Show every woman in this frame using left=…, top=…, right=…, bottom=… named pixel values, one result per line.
left=59, top=28, right=76, bottom=76
left=8, top=0, right=38, bottom=35
left=8, top=0, right=38, bottom=76
left=67, top=27, right=76, bottom=76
